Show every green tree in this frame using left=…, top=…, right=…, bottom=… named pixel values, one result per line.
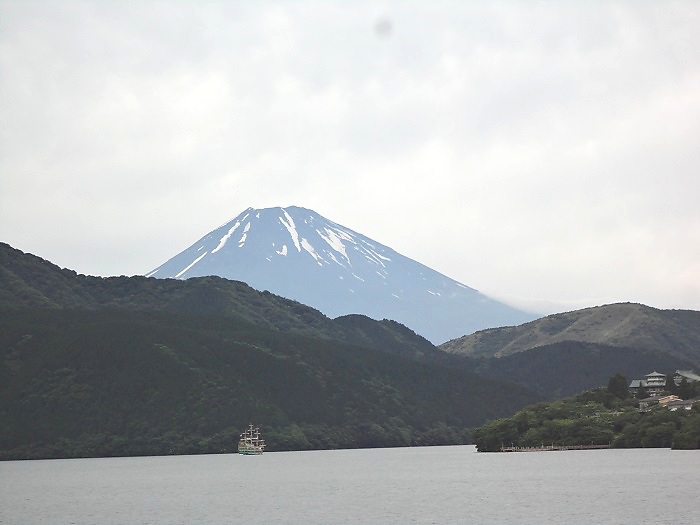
left=665, top=372, right=679, bottom=395
left=678, top=378, right=693, bottom=400
left=607, top=373, right=629, bottom=400
left=672, top=412, right=700, bottom=449
left=473, top=418, right=519, bottom=452
left=636, top=385, right=648, bottom=399
left=641, top=422, right=676, bottom=448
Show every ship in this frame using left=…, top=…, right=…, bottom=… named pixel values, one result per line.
left=238, top=424, right=266, bottom=455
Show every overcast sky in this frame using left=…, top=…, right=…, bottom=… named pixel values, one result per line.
left=1, top=0, right=698, bottom=315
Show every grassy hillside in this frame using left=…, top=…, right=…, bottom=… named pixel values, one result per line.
left=440, top=303, right=700, bottom=367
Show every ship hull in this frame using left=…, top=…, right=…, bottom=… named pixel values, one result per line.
left=238, top=449, right=264, bottom=455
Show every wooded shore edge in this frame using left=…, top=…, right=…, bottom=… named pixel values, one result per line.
left=473, top=375, right=700, bottom=452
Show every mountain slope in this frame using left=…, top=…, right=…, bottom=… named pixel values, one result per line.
left=440, top=303, right=700, bottom=367
left=0, top=243, right=544, bottom=459
left=469, top=341, right=697, bottom=398
left=146, top=206, right=534, bottom=343
left=0, top=242, right=437, bottom=358
left=0, top=308, right=543, bottom=459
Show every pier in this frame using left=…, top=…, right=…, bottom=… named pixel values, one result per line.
left=499, top=444, right=611, bottom=452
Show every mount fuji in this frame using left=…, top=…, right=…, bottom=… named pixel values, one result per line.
left=146, top=206, right=534, bottom=343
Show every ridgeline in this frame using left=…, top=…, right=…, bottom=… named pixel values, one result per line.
left=3, top=242, right=700, bottom=459
left=0, top=243, right=540, bottom=459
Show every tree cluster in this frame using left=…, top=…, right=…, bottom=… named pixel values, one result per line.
left=473, top=375, right=700, bottom=452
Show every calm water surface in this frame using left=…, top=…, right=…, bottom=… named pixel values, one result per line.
left=1, top=446, right=699, bottom=524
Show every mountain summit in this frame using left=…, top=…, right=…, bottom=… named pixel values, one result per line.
left=146, top=206, right=533, bottom=343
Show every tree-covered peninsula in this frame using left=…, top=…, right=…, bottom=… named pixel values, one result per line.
left=473, top=375, right=700, bottom=451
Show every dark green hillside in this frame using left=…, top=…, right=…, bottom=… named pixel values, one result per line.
left=470, top=341, right=696, bottom=399
left=0, top=308, right=541, bottom=460
left=332, top=314, right=437, bottom=361
left=0, top=239, right=345, bottom=340
left=0, top=243, right=435, bottom=356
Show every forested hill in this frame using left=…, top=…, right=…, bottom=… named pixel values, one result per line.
left=0, top=307, right=543, bottom=460
left=467, top=341, right=697, bottom=399
left=473, top=381, right=700, bottom=451
left=0, top=242, right=542, bottom=459
left=0, top=242, right=437, bottom=359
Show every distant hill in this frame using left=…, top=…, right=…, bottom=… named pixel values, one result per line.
left=0, top=242, right=541, bottom=459
left=145, top=206, right=534, bottom=343
left=468, top=341, right=697, bottom=399
left=440, top=303, right=700, bottom=368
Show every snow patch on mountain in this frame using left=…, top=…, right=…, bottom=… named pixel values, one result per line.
left=318, top=227, right=350, bottom=263
left=301, top=238, right=324, bottom=266
left=279, top=209, right=301, bottom=252
left=176, top=251, right=207, bottom=278
left=212, top=221, right=241, bottom=254
left=146, top=205, right=535, bottom=343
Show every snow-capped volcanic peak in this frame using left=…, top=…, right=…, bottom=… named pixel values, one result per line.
left=148, top=206, right=398, bottom=281
left=146, top=206, right=533, bottom=343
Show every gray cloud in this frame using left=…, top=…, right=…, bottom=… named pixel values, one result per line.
left=1, top=0, right=698, bottom=315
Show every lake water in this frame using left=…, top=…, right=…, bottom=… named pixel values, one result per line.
left=1, top=445, right=699, bottom=524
